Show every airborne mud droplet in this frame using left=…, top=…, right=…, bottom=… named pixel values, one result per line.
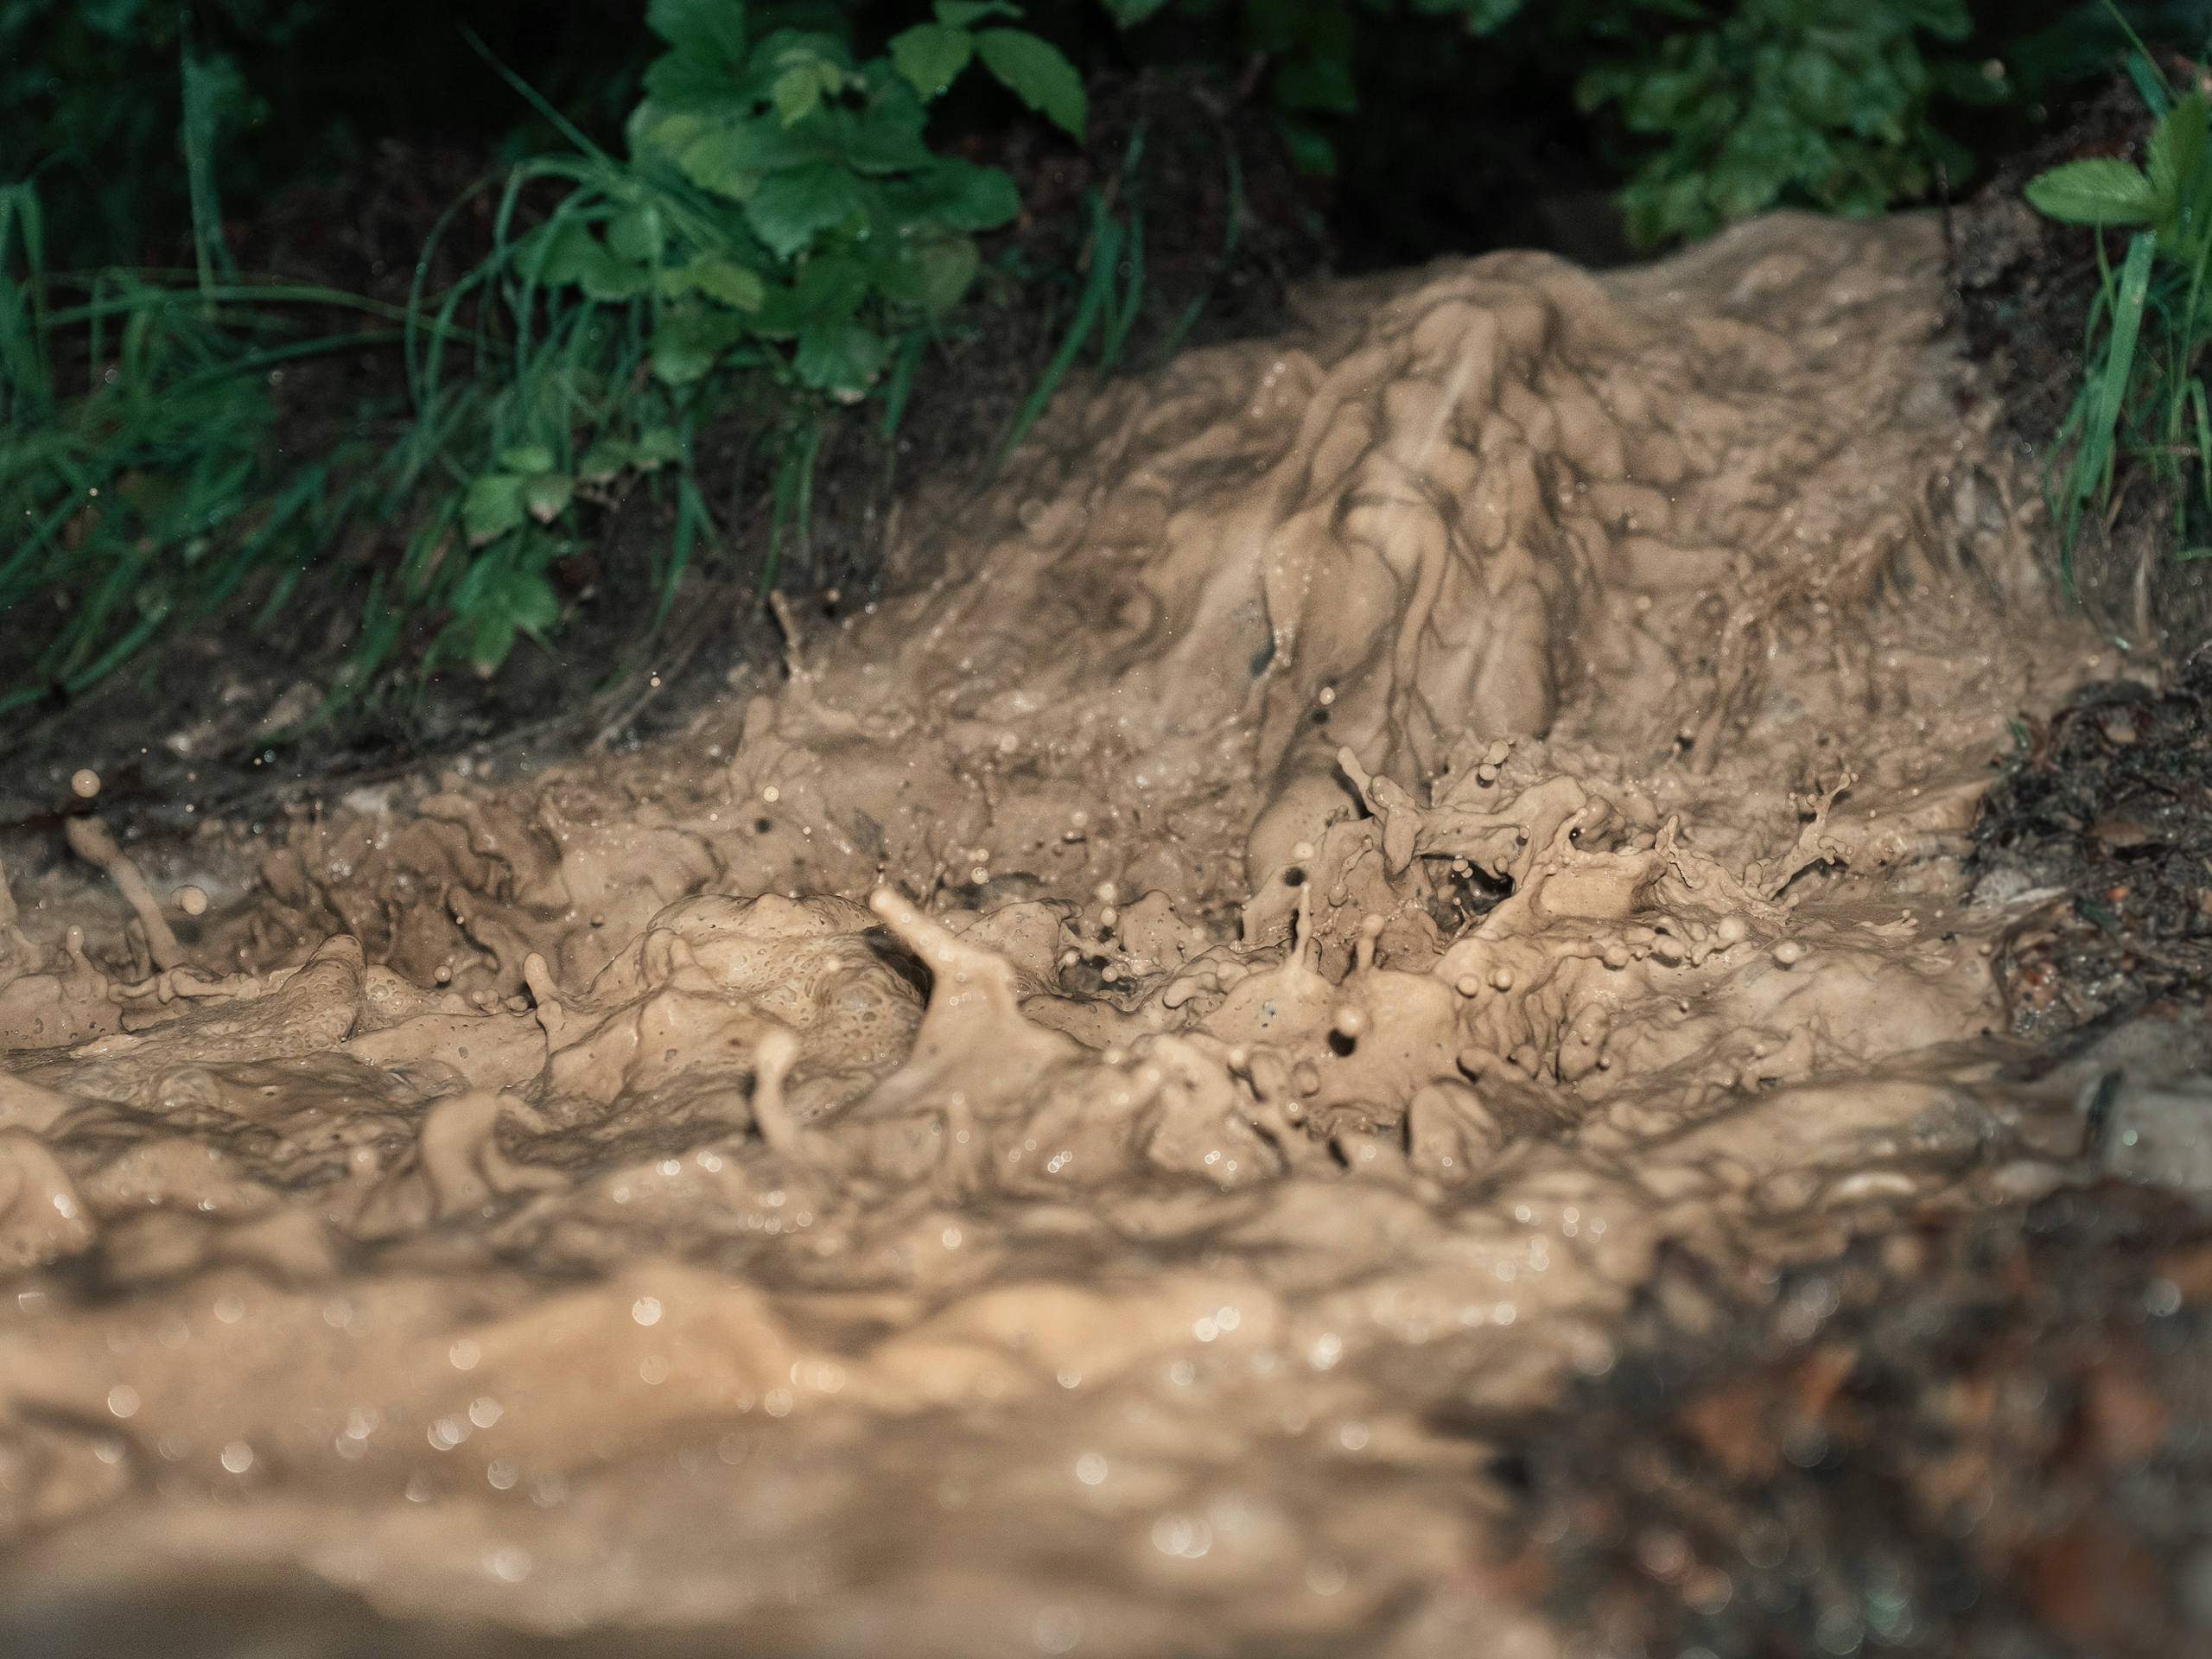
left=0, top=215, right=2120, bottom=1649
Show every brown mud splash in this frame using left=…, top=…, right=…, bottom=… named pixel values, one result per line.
left=0, top=213, right=2134, bottom=1655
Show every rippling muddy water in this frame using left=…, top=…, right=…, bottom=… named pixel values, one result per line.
left=0, top=211, right=2150, bottom=1655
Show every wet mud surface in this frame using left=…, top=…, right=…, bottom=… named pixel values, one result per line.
left=3, top=209, right=2205, bottom=1656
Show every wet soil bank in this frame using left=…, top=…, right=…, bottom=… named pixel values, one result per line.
left=3, top=206, right=2209, bottom=1656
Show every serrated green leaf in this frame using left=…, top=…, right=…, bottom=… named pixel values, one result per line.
left=1276, top=117, right=1338, bottom=178
left=677, top=118, right=835, bottom=199
left=2024, top=158, right=2158, bottom=226
left=1409, top=0, right=1520, bottom=29
left=576, top=442, right=633, bottom=483
left=652, top=307, right=748, bottom=385
left=463, top=474, right=527, bottom=546
left=891, top=22, right=976, bottom=99
left=840, top=87, right=936, bottom=175
left=1103, top=0, right=1172, bottom=25
left=937, top=1, right=1022, bottom=26
left=630, top=105, right=708, bottom=160
left=904, top=156, right=1021, bottom=231
left=773, top=63, right=826, bottom=124
left=498, top=443, right=556, bottom=474
left=635, top=426, right=685, bottom=467
left=756, top=252, right=869, bottom=334
left=744, top=162, right=867, bottom=257
left=916, top=235, right=979, bottom=311
left=529, top=219, right=600, bottom=286
left=469, top=615, right=518, bottom=668
left=606, top=203, right=667, bottom=261
left=458, top=564, right=561, bottom=668
left=795, top=317, right=888, bottom=393
left=641, top=50, right=749, bottom=115
left=662, top=252, right=767, bottom=308
left=523, top=473, right=575, bottom=524
left=646, top=0, right=748, bottom=72
left=533, top=222, right=652, bottom=301
left=678, top=127, right=766, bottom=200
left=1274, top=54, right=1357, bottom=115
left=975, top=29, right=1085, bottom=140
left=747, top=29, right=853, bottom=85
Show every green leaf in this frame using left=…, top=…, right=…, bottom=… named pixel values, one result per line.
left=911, top=157, right=1022, bottom=231
left=1103, top=0, right=1172, bottom=24
left=756, top=252, right=869, bottom=334
left=469, top=616, right=518, bottom=668
left=523, top=473, right=575, bottom=524
left=640, top=51, right=748, bottom=115
left=531, top=221, right=652, bottom=301
left=772, top=63, right=826, bottom=124
left=891, top=22, right=976, bottom=99
left=1409, top=0, right=1522, bottom=29
left=1274, top=54, right=1357, bottom=115
left=1276, top=117, right=1338, bottom=178
left=840, top=86, right=937, bottom=174
left=916, top=235, right=979, bottom=312
left=662, top=252, right=767, bottom=308
left=744, top=162, right=866, bottom=257
left=457, top=566, right=560, bottom=668
left=2148, top=94, right=2208, bottom=248
left=937, top=1, right=1023, bottom=26
left=795, top=317, right=888, bottom=393
left=646, top=0, right=748, bottom=73
left=677, top=117, right=835, bottom=198
left=576, top=442, right=632, bottom=483
left=635, top=426, right=685, bottom=467
left=2024, top=158, right=2158, bottom=226
left=652, top=307, right=747, bottom=385
left=606, top=203, right=667, bottom=261
left=498, top=443, right=556, bottom=474
left=678, top=128, right=765, bottom=199
left=463, top=474, right=527, bottom=546
left=975, top=29, right=1085, bottom=140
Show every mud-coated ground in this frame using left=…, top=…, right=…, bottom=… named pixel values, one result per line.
left=4, top=204, right=2210, bottom=1657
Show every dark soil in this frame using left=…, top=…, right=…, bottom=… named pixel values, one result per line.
left=1972, top=648, right=2212, bottom=1040
left=1497, top=1177, right=2212, bottom=1658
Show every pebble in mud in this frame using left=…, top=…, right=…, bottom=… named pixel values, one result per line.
left=0, top=212, right=2119, bottom=1654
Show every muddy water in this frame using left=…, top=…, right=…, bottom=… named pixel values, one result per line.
left=0, top=212, right=2121, bottom=1655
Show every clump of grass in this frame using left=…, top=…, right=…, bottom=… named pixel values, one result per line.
left=3, top=0, right=1090, bottom=718
left=0, top=179, right=448, bottom=715
left=2024, top=6, right=2212, bottom=594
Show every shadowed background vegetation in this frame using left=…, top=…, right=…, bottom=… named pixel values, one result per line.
left=3, top=0, right=2209, bottom=777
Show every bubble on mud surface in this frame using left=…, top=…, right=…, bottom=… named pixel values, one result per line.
left=0, top=213, right=2130, bottom=1653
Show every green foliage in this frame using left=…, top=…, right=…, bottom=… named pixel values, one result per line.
left=1575, top=0, right=1981, bottom=248
left=417, top=0, right=1083, bottom=631
left=0, top=0, right=322, bottom=265
left=2, top=1, right=1089, bottom=709
left=0, top=182, right=429, bottom=714
left=2024, top=16, right=2212, bottom=587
